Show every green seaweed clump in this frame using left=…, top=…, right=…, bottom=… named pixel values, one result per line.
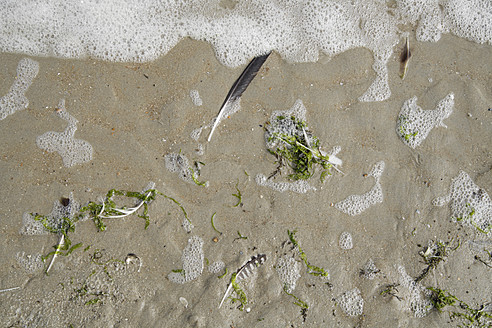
left=265, top=115, right=334, bottom=182
left=428, top=287, right=492, bottom=327
left=415, top=239, right=459, bottom=283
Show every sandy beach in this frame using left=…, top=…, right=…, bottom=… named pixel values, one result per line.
left=0, top=33, right=491, bottom=327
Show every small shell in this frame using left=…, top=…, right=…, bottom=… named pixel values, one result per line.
left=179, top=297, right=188, bottom=308
left=125, top=253, right=142, bottom=272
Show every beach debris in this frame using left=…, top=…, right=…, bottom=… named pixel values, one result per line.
left=232, top=182, right=242, bottom=207
left=125, top=253, right=142, bottom=273
left=339, top=231, right=353, bottom=250
left=82, top=182, right=158, bottom=231
left=208, top=52, right=270, bottom=142
left=335, top=161, right=385, bottom=216
left=210, top=212, right=222, bottom=235
left=415, top=239, right=458, bottom=283
left=359, top=259, right=380, bottom=280
left=36, top=99, right=93, bottom=167
left=288, top=230, right=329, bottom=278
left=189, top=89, right=202, bottom=106
left=433, top=171, right=491, bottom=235
left=73, top=250, right=136, bottom=306
left=168, top=236, right=204, bottom=284
left=20, top=193, right=82, bottom=274
left=427, top=287, right=492, bottom=326
left=396, top=93, right=454, bottom=149
left=0, top=286, right=21, bottom=293
left=165, top=152, right=208, bottom=187
left=219, top=253, right=267, bottom=309
left=399, top=36, right=411, bottom=80
left=179, top=297, right=189, bottom=308
left=336, top=288, right=364, bottom=317
left=0, top=58, right=39, bottom=121
left=467, top=240, right=492, bottom=268
left=235, top=231, right=248, bottom=240
left=264, top=99, right=343, bottom=181
left=19, top=183, right=163, bottom=274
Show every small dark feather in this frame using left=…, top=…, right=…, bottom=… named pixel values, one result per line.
left=400, top=43, right=411, bottom=63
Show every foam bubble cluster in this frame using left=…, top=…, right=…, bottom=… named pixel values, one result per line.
left=36, top=99, right=93, bottom=167
left=339, top=231, right=353, bottom=250
left=398, top=265, right=432, bottom=318
left=336, top=288, right=364, bottom=317
left=168, top=236, right=204, bottom=284
left=276, top=255, right=301, bottom=293
left=207, top=261, right=225, bottom=274
left=189, top=89, right=202, bottom=107
left=0, top=58, right=39, bottom=121
left=335, top=161, right=385, bottom=216
left=433, top=171, right=491, bottom=234
left=15, top=252, right=43, bottom=274
left=255, top=173, right=316, bottom=194
left=360, top=259, right=379, bottom=280
left=182, top=216, right=194, bottom=233
left=397, top=93, right=454, bottom=149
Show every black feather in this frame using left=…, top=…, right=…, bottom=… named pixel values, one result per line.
left=208, top=52, right=271, bottom=141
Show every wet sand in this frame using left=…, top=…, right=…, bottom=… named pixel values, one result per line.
left=0, top=35, right=491, bottom=327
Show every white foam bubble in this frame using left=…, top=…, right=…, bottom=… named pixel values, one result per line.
left=276, top=255, right=301, bottom=294
left=207, top=261, right=225, bottom=274
left=182, top=216, right=194, bottom=233
left=36, top=99, right=93, bottom=167
left=397, top=93, right=454, bottom=149
left=335, top=161, right=385, bottom=216
left=255, top=173, right=316, bottom=194
left=168, top=236, right=204, bottom=284
left=189, top=89, right=202, bottom=107
left=339, top=231, right=353, bottom=250
left=398, top=265, right=432, bottom=318
left=336, top=288, right=364, bottom=317
left=0, top=58, right=39, bottom=121
left=16, top=252, right=43, bottom=274
left=360, top=259, right=379, bottom=280
left=433, top=171, right=491, bottom=235
left=165, top=152, right=207, bottom=186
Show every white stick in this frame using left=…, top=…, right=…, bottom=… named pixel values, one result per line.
left=0, top=286, right=20, bottom=293
left=46, top=233, right=65, bottom=274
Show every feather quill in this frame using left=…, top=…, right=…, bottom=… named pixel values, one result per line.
left=219, top=253, right=267, bottom=308
left=208, top=52, right=271, bottom=142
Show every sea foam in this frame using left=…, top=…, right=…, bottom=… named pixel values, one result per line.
left=0, top=1, right=490, bottom=101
